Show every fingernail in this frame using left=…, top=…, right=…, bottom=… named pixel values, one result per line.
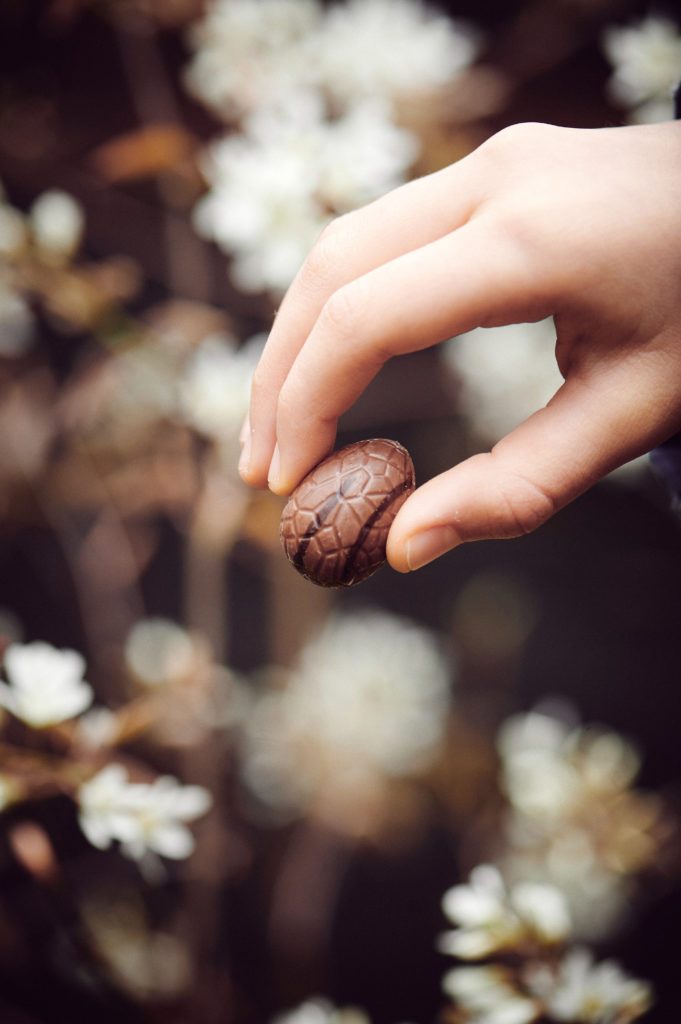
left=238, top=430, right=252, bottom=478
left=239, top=415, right=250, bottom=447
left=268, top=444, right=281, bottom=490
left=405, top=526, right=459, bottom=571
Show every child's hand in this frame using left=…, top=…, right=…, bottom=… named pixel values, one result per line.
left=239, top=121, right=681, bottom=571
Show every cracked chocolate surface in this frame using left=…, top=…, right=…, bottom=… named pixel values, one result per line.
left=280, top=439, right=415, bottom=588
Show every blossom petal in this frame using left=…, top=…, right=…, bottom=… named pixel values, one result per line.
left=151, top=823, right=195, bottom=859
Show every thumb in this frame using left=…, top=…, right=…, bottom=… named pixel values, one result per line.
left=387, top=362, right=680, bottom=572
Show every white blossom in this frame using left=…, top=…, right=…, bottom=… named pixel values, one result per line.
left=444, top=319, right=564, bottom=443
left=313, top=0, right=479, bottom=106
left=185, top=0, right=323, bottom=120
left=443, top=321, right=646, bottom=479
left=179, top=333, right=263, bottom=444
left=241, top=610, right=452, bottom=817
left=194, top=95, right=418, bottom=294
left=439, top=865, right=571, bottom=960
left=78, top=764, right=212, bottom=861
left=525, top=948, right=653, bottom=1023
left=497, top=709, right=658, bottom=942
left=274, top=999, right=370, bottom=1024
left=194, top=115, right=327, bottom=293
left=499, top=711, right=642, bottom=829
left=311, top=98, right=420, bottom=210
left=185, top=0, right=478, bottom=119
left=125, top=618, right=197, bottom=688
left=603, top=16, right=681, bottom=122
left=29, top=190, right=84, bottom=258
left=444, top=966, right=539, bottom=1024
left=0, top=641, right=93, bottom=727
left=498, top=711, right=581, bottom=821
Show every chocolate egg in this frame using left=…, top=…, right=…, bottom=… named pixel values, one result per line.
left=280, top=438, right=415, bottom=588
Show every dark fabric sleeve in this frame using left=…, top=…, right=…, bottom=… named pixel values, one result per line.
left=647, top=80, right=681, bottom=507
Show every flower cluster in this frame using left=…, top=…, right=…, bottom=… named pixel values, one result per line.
left=443, top=319, right=646, bottom=480
left=1, top=176, right=140, bottom=361
left=525, top=949, right=653, bottom=1024
left=76, top=324, right=261, bottom=468
left=179, top=332, right=264, bottom=451
left=311, top=0, right=478, bottom=107
left=185, top=0, right=323, bottom=119
left=444, top=964, right=538, bottom=1024
left=445, top=951, right=652, bottom=1024
left=441, top=866, right=653, bottom=1024
left=185, top=0, right=480, bottom=294
left=496, top=708, right=667, bottom=940
left=0, top=637, right=212, bottom=866
left=443, top=319, right=562, bottom=444
left=603, top=16, right=681, bottom=123
left=193, top=94, right=419, bottom=293
left=439, top=864, right=570, bottom=960
left=1, top=182, right=82, bottom=357
left=185, top=0, right=478, bottom=120
left=78, top=764, right=211, bottom=862
left=240, top=609, right=452, bottom=831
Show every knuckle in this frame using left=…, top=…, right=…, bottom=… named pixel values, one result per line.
left=477, top=121, right=557, bottom=178
left=494, top=468, right=558, bottom=537
left=298, top=215, right=350, bottom=292
left=319, top=213, right=350, bottom=244
left=250, top=364, right=268, bottom=403
left=276, top=382, right=297, bottom=426
left=320, top=279, right=367, bottom=338
left=486, top=121, right=552, bottom=153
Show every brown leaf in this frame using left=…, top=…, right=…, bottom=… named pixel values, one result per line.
left=90, top=124, right=197, bottom=184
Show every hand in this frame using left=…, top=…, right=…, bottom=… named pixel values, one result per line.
left=239, top=120, right=681, bottom=571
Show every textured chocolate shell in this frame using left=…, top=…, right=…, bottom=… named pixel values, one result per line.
left=280, top=438, right=415, bottom=588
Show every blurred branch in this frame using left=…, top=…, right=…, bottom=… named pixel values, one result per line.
left=114, top=19, right=214, bottom=303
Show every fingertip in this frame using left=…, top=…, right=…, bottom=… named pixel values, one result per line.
left=238, top=463, right=269, bottom=489
left=386, top=494, right=420, bottom=572
left=385, top=517, right=411, bottom=572
left=269, top=426, right=338, bottom=498
left=238, top=415, right=250, bottom=447
left=387, top=547, right=410, bottom=574
left=238, top=432, right=274, bottom=489
left=237, top=439, right=252, bottom=483
left=267, top=450, right=301, bottom=497
left=267, top=479, right=292, bottom=497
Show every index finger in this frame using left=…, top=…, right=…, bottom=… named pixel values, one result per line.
left=268, top=216, right=553, bottom=494
left=240, top=160, right=483, bottom=487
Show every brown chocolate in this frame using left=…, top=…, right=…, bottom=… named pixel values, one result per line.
left=280, top=438, right=415, bottom=588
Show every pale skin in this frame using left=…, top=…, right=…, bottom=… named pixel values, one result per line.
left=238, top=120, right=681, bottom=572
